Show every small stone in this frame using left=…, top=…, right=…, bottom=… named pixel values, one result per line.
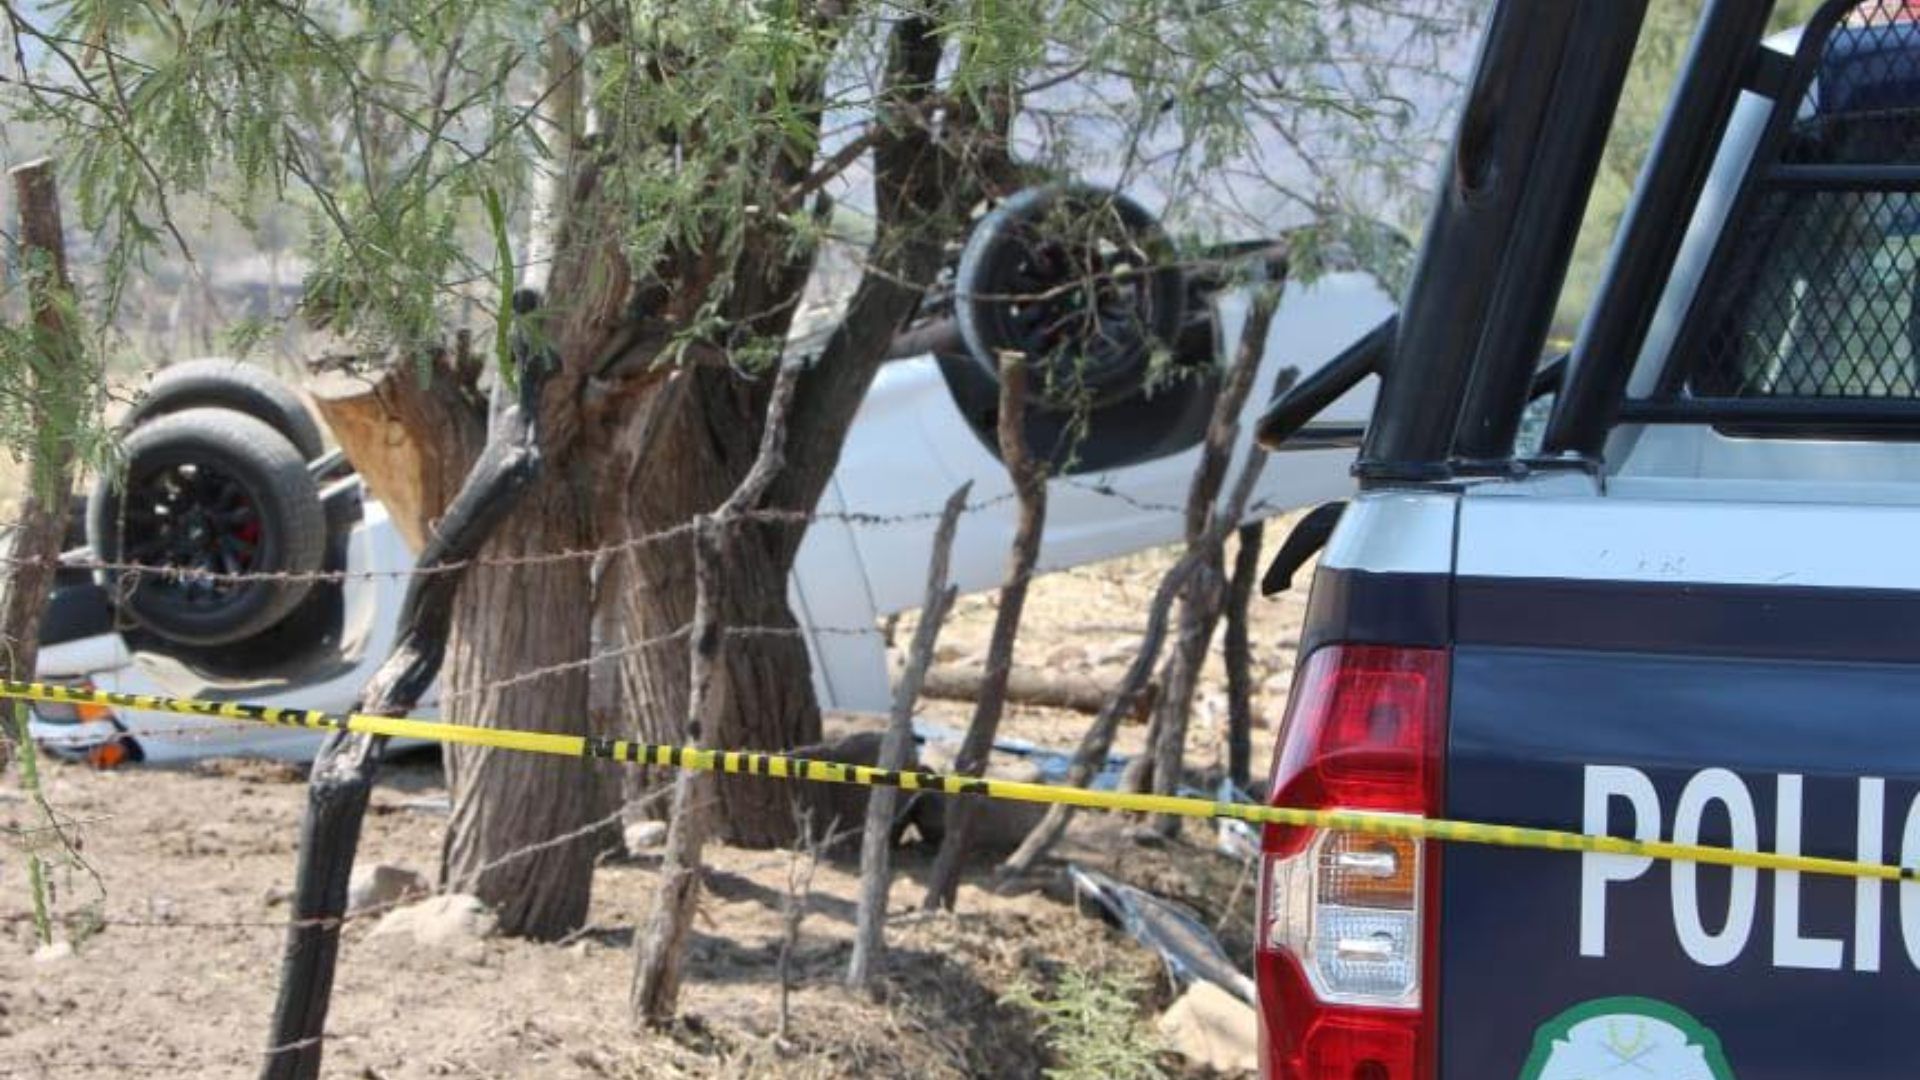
left=260, top=885, right=293, bottom=908
left=348, top=864, right=430, bottom=916
left=623, top=820, right=669, bottom=855
left=933, top=642, right=969, bottom=664
left=1157, top=981, right=1258, bottom=1074
left=1044, top=643, right=1089, bottom=669
left=368, top=894, right=497, bottom=947
left=1260, top=673, right=1293, bottom=700
left=33, top=940, right=73, bottom=964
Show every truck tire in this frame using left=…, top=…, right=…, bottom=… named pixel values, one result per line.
left=954, top=184, right=1184, bottom=411
left=88, top=408, right=325, bottom=646
left=121, top=358, right=326, bottom=463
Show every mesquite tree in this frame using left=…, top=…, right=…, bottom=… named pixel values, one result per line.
left=2, top=0, right=1476, bottom=938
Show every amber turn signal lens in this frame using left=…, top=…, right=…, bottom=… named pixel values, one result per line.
left=1316, top=832, right=1419, bottom=909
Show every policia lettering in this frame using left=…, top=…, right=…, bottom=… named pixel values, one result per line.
left=1583, top=765, right=1920, bottom=971
left=6, top=680, right=1920, bottom=889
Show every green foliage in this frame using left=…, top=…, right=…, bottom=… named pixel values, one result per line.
left=1001, top=969, right=1167, bottom=1080
left=4, top=701, right=105, bottom=950
left=0, top=254, right=113, bottom=498
left=4, top=0, right=1477, bottom=373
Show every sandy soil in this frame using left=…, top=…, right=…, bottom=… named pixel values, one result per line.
left=0, top=538, right=1308, bottom=1078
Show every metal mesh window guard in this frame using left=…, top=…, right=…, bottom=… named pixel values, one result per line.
left=1678, top=6, right=1920, bottom=408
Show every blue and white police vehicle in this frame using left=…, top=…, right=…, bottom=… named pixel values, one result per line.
left=1253, top=2, right=1920, bottom=1077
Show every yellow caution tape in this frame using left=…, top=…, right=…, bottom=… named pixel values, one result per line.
left=4, top=679, right=1913, bottom=884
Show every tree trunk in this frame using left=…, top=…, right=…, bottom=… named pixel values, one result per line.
left=439, top=474, right=601, bottom=938
left=264, top=352, right=548, bottom=1080
left=614, top=368, right=822, bottom=849
left=0, top=161, right=82, bottom=713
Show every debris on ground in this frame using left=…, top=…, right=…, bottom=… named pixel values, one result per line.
left=1157, top=979, right=1258, bottom=1074
left=1069, top=863, right=1256, bottom=1002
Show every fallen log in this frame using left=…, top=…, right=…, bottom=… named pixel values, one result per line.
left=910, top=660, right=1159, bottom=721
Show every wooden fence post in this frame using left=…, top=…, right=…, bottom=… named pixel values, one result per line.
left=0, top=160, right=84, bottom=720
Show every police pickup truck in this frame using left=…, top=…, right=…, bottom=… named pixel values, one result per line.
left=1253, top=2, right=1920, bottom=1078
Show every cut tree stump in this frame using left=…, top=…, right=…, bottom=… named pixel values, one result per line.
left=306, top=345, right=487, bottom=552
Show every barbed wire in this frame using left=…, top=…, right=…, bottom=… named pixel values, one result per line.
left=0, top=468, right=1292, bottom=590
left=0, top=496, right=1028, bottom=586
left=1, top=439, right=1285, bottom=1071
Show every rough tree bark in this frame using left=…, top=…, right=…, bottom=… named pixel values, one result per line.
left=848, top=481, right=968, bottom=991
left=439, top=469, right=599, bottom=936
left=611, top=9, right=962, bottom=848
left=0, top=161, right=82, bottom=720
left=1224, top=521, right=1263, bottom=794
left=631, top=362, right=801, bottom=1024
left=1130, top=288, right=1284, bottom=836
left=271, top=1, right=972, bottom=1060
left=922, top=356, right=1046, bottom=911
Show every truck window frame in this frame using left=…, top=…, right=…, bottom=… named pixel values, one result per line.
left=1623, top=0, right=1920, bottom=440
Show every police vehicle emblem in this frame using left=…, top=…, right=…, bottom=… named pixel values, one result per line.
left=1520, top=996, right=1734, bottom=1080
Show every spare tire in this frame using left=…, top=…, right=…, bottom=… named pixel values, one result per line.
left=121, top=359, right=326, bottom=462
left=89, top=408, right=325, bottom=647
left=954, top=185, right=1184, bottom=411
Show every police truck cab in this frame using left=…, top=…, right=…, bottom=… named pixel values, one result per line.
left=1254, top=2, right=1920, bottom=1077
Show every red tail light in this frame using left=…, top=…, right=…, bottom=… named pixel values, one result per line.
left=1257, top=645, right=1448, bottom=1080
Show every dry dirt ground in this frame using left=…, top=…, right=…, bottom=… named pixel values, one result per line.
left=0, top=537, right=1308, bottom=1079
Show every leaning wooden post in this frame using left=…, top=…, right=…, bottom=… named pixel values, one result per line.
left=0, top=161, right=85, bottom=709
left=1129, top=285, right=1282, bottom=822
left=262, top=304, right=553, bottom=1080
left=1223, top=521, right=1264, bottom=793
left=847, top=481, right=968, bottom=991
left=922, top=354, right=1047, bottom=911
left=630, top=361, right=802, bottom=1025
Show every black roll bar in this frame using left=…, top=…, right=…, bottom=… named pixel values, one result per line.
left=1254, top=313, right=1394, bottom=449
left=1354, top=1, right=1584, bottom=480
left=1451, top=0, right=1650, bottom=469
left=1540, top=0, right=1779, bottom=461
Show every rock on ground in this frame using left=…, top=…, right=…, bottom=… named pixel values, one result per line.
left=347, top=863, right=430, bottom=915
left=1156, top=980, right=1258, bottom=1075
left=368, top=894, right=497, bottom=948
left=624, top=820, right=669, bottom=855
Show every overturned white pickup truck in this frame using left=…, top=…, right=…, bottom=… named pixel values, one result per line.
left=28, top=187, right=1390, bottom=763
